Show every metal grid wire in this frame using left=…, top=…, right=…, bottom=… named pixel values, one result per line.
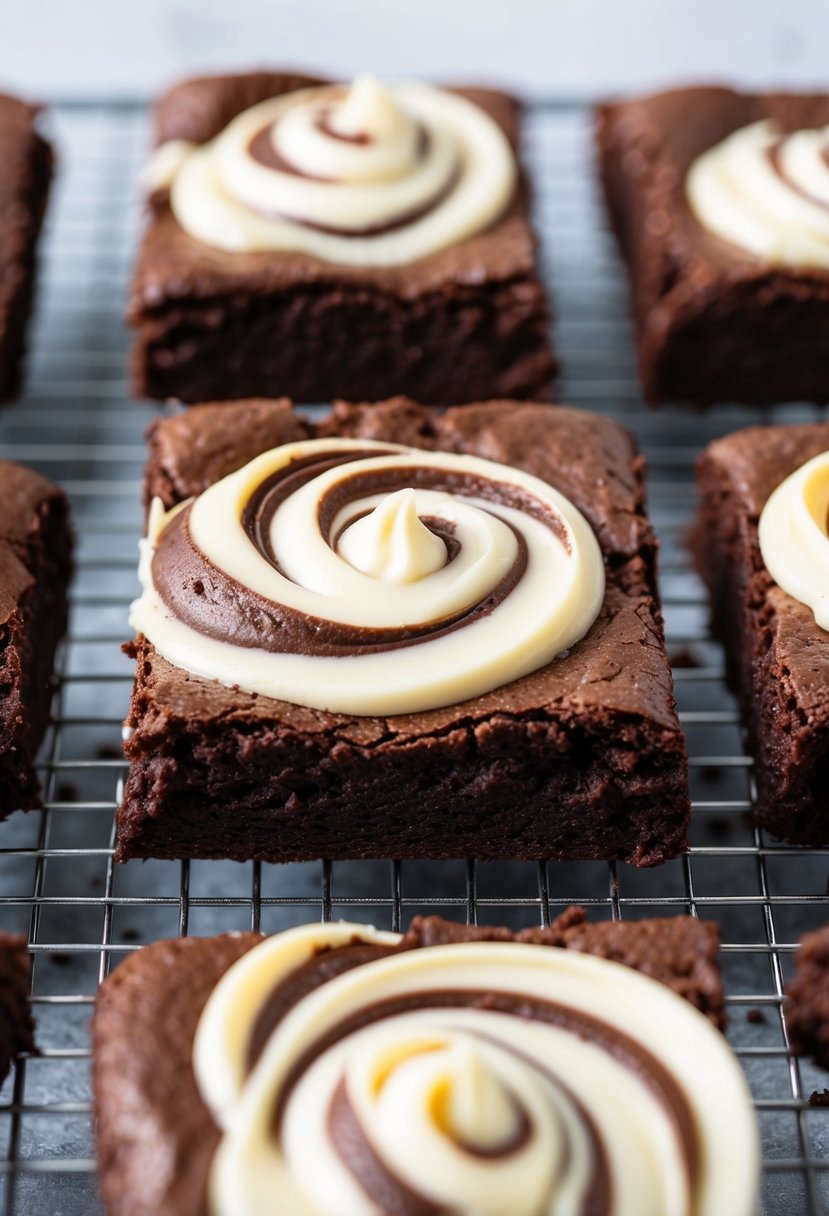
left=0, top=98, right=826, bottom=1216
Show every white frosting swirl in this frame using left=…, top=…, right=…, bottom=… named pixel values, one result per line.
left=193, top=922, right=759, bottom=1216
left=147, top=74, right=517, bottom=266
left=758, top=449, right=829, bottom=629
left=686, top=119, right=829, bottom=267
left=129, top=438, right=606, bottom=716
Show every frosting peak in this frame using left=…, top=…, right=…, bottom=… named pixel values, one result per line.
left=428, top=1037, right=523, bottom=1149
left=336, top=487, right=447, bottom=584
left=328, top=74, right=407, bottom=145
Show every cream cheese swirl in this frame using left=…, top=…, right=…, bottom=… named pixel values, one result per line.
left=686, top=119, right=829, bottom=267
left=193, top=921, right=759, bottom=1216
left=144, top=74, right=517, bottom=266
left=129, top=438, right=605, bottom=716
left=758, top=449, right=829, bottom=629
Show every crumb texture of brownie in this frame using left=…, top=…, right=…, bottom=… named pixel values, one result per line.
left=787, top=924, right=829, bottom=1071
left=596, top=86, right=829, bottom=405
left=693, top=422, right=829, bottom=843
left=92, top=910, right=723, bottom=1216
left=127, top=72, right=554, bottom=405
left=0, top=933, right=34, bottom=1084
left=0, top=93, right=53, bottom=399
left=0, top=461, right=72, bottom=817
left=120, top=397, right=689, bottom=867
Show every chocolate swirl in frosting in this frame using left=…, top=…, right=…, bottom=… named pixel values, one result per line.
left=193, top=921, right=759, bottom=1216
left=143, top=74, right=517, bottom=266
left=130, top=438, right=605, bottom=716
left=686, top=119, right=829, bottom=267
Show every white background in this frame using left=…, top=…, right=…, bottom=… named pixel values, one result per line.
left=1, top=0, right=828, bottom=102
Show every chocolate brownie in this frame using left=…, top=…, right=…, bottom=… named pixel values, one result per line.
left=1, top=462, right=72, bottom=816
left=126, top=71, right=554, bottom=406
left=693, top=422, right=829, bottom=843
left=118, top=396, right=688, bottom=866
left=0, top=93, right=52, bottom=399
left=93, top=909, right=725, bottom=1216
left=0, top=933, right=34, bottom=1084
left=787, top=923, right=829, bottom=1071
left=596, top=86, right=829, bottom=405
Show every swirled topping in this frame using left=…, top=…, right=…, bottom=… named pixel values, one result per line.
left=145, top=74, right=517, bottom=266
left=193, top=921, right=759, bottom=1216
left=686, top=119, right=829, bottom=267
left=129, top=438, right=605, bottom=716
left=758, top=450, right=829, bottom=629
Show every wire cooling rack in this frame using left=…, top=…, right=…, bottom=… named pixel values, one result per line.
left=0, top=98, right=827, bottom=1216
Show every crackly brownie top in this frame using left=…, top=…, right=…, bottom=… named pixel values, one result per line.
left=134, top=397, right=680, bottom=740
left=597, top=86, right=829, bottom=295
left=128, top=72, right=538, bottom=311
left=176, top=911, right=754, bottom=1216
left=134, top=403, right=608, bottom=716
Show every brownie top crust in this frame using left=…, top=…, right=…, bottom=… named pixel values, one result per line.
left=134, top=396, right=681, bottom=746
left=595, top=86, right=829, bottom=310
left=128, top=71, right=539, bottom=314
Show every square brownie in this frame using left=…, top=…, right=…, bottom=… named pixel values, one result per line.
left=1, top=462, right=72, bottom=816
left=93, top=910, right=725, bottom=1216
left=0, top=93, right=53, bottom=399
left=693, top=422, right=829, bottom=843
left=126, top=71, right=555, bottom=406
left=596, top=86, right=829, bottom=405
left=118, top=397, right=688, bottom=865
left=0, top=933, right=34, bottom=1085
